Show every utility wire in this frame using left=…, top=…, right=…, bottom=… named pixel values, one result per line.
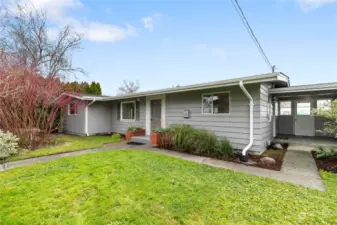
left=230, top=0, right=275, bottom=72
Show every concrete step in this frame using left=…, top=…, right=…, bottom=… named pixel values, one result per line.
left=287, top=143, right=316, bottom=152
left=130, top=135, right=150, bottom=145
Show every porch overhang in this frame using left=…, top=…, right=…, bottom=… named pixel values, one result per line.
left=270, top=82, right=337, bottom=96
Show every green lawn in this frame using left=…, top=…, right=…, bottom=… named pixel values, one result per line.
left=0, top=150, right=336, bottom=224
left=5, top=135, right=121, bottom=162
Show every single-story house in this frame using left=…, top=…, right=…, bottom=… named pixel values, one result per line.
left=62, top=72, right=337, bottom=155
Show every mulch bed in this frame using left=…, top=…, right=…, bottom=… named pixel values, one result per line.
left=224, top=150, right=286, bottom=171
left=311, top=152, right=337, bottom=173
left=237, top=154, right=284, bottom=171
left=160, top=148, right=286, bottom=171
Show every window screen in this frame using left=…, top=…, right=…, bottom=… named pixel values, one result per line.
left=317, top=99, right=331, bottom=111
left=121, top=102, right=135, bottom=120
left=297, top=102, right=311, bottom=115
left=202, top=92, right=230, bottom=114
left=68, top=103, right=78, bottom=115
left=280, top=101, right=291, bottom=115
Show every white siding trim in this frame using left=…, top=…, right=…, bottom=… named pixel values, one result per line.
left=146, top=95, right=166, bottom=135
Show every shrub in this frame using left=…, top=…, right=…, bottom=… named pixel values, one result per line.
left=189, top=129, right=218, bottom=155
left=111, top=133, right=122, bottom=140
left=312, top=100, right=337, bottom=137
left=214, top=138, right=233, bottom=157
left=152, top=128, right=171, bottom=133
left=127, top=127, right=143, bottom=132
left=168, top=124, right=233, bottom=158
left=315, top=146, right=337, bottom=159
left=0, top=130, right=19, bottom=159
left=170, top=124, right=196, bottom=152
left=159, top=132, right=174, bottom=149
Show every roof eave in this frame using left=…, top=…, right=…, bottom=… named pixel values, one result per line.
left=102, top=73, right=289, bottom=101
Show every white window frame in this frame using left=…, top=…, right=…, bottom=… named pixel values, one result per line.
left=280, top=101, right=292, bottom=116
left=201, top=91, right=231, bottom=115
left=68, top=103, right=78, bottom=115
left=121, top=100, right=136, bottom=122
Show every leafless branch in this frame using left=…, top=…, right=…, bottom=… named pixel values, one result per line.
left=117, top=80, right=140, bottom=95
left=0, top=4, right=84, bottom=79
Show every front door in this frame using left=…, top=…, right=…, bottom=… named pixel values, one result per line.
left=151, top=99, right=162, bottom=131
left=294, top=100, right=314, bottom=136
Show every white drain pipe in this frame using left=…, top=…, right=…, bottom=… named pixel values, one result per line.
left=239, top=81, right=254, bottom=156
left=85, top=99, right=96, bottom=136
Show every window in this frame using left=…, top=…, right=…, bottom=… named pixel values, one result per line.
left=202, top=92, right=230, bottom=114
left=297, top=102, right=311, bottom=115
left=280, top=101, right=291, bottom=115
left=68, top=103, right=78, bottom=115
left=317, top=99, right=331, bottom=111
left=121, top=101, right=136, bottom=121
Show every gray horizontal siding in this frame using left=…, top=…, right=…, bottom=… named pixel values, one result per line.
left=259, top=83, right=273, bottom=151
left=63, top=101, right=86, bottom=135
left=88, top=102, right=112, bottom=135
left=165, top=84, right=265, bottom=152
left=111, top=97, right=146, bottom=134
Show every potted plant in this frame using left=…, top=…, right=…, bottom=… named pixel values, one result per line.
left=125, top=127, right=145, bottom=141
left=150, top=128, right=163, bottom=147
left=151, top=128, right=171, bottom=147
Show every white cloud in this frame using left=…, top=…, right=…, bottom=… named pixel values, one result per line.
left=79, top=23, right=137, bottom=42
left=296, top=0, right=337, bottom=9
left=12, top=0, right=82, bottom=19
left=141, top=12, right=164, bottom=32
left=141, top=17, right=153, bottom=32
left=10, top=0, right=138, bottom=43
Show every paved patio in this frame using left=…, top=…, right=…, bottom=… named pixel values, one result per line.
left=274, top=136, right=337, bottom=152
left=0, top=142, right=326, bottom=191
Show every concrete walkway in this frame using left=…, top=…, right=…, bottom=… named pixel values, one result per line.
left=0, top=142, right=325, bottom=191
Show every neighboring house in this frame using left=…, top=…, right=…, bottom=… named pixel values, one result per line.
left=62, top=72, right=337, bottom=155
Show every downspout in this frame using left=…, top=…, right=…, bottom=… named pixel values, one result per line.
left=239, top=81, right=253, bottom=162
left=85, top=99, right=96, bottom=136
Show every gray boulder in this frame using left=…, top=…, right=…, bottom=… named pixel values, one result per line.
left=272, top=143, right=284, bottom=150
left=260, top=157, right=276, bottom=165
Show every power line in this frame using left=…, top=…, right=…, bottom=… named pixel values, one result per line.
left=230, top=0, right=275, bottom=72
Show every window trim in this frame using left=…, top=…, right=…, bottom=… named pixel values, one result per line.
left=201, top=91, right=231, bottom=115
left=280, top=101, right=292, bottom=116
left=121, top=100, right=136, bottom=122
left=68, top=103, right=78, bottom=115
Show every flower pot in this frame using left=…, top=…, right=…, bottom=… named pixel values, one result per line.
left=134, top=129, right=145, bottom=136
left=150, top=132, right=161, bottom=147
left=125, top=129, right=146, bottom=141
left=125, top=130, right=133, bottom=141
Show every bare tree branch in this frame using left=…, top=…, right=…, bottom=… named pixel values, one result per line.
left=0, top=4, right=84, bottom=79
left=117, top=80, right=140, bottom=95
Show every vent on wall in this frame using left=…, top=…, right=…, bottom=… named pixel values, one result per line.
left=183, top=109, right=191, bottom=118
